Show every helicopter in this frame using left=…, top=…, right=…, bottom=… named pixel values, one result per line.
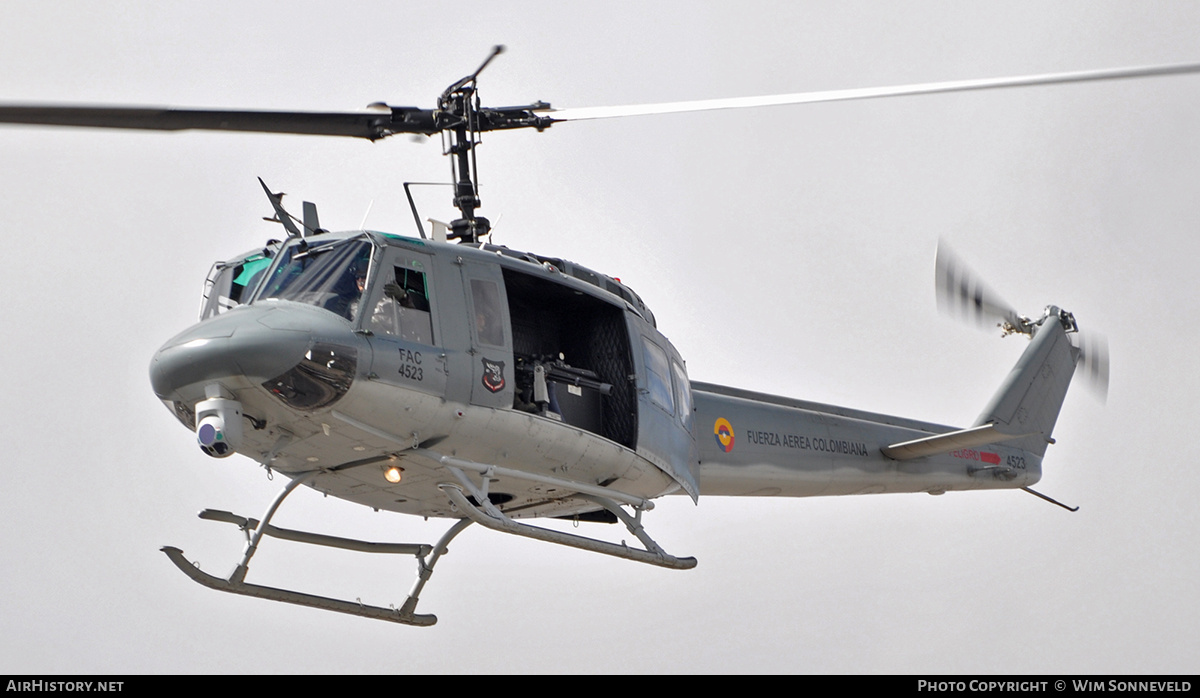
left=1, top=46, right=1187, bottom=627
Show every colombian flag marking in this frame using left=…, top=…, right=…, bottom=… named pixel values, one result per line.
left=714, top=418, right=735, bottom=453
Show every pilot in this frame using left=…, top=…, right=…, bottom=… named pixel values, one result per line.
left=326, top=245, right=374, bottom=321
left=339, top=264, right=368, bottom=321
left=322, top=263, right=364, bottom=320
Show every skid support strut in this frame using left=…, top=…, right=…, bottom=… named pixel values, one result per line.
left=162, top=469, right=473, bottom=626
left=440, top=465, right=696, bottom=570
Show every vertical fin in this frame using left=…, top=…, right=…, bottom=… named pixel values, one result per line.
left=973, top=319, right=1079, bottom=457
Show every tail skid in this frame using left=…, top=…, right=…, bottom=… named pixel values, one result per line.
left=882, top=306, right=1087, bottom=511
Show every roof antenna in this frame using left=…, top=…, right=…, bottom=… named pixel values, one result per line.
left=359, top=199, right=374, bottom=231
left=258, top=177, right=302, bottom=238
left=302, top=201, right=325, bottom=236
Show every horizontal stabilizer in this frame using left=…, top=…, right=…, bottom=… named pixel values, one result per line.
left=882, top=423, right=1031, bottom=461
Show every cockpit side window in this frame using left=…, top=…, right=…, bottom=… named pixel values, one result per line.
left=366, top=259, right=435, bottom=345
left=200, top=254, right=273, bottom=320
left=256, top=239, right=374, bottom=321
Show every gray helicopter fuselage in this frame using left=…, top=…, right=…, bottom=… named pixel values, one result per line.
left=151, top=230, right=1054, bottom=524
left=151, top=230, right=698, bottom=519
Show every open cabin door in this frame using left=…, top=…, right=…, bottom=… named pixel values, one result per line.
left=501, top=268, right=638, bottom=450
left=634, top=334, right=699, bottom=499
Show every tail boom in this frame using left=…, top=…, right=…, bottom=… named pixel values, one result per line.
left=691, top=383, right=1042, bottom=498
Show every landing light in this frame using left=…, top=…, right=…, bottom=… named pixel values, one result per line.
left=383, top=466, right=404, bottom=484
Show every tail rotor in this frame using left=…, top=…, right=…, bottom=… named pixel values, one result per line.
left=1073, top=331, right=1110, bottom=403
left=935, top=240, right=1108, bottom=401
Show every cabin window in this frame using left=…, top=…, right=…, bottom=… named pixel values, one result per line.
left=366, top=262, right=434, bottom=344
left=643, top=338, right=674, bottom=415
left=471, top=279, right=506, bottom=347
left=257, top=238, right=374, bottom=321
left=672, top=360, right=693, bottom=429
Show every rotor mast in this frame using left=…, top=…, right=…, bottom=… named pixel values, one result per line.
left=428, top=46, right=555, bottom=243
left=440, top=45, right=502, bottom=243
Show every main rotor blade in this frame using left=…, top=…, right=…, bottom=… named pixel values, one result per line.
left=545, top=62, right=1200, bottom=122
left=5, top=61, right=1198, bottom=140
left=0, top=105, right=439, bottom=139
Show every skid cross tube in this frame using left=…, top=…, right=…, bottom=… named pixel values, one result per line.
left=229, top=470, right=320, bottom=584
left=198, top=508, right=432, bottom=555
left=398, top=519, right=473, bottom=618
left=574, top=493, right=671, bottom=558
left=439, top=472, right=696, bottom=570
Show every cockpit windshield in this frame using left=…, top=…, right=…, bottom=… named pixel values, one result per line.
left=255, top=237, right=375, bottom=321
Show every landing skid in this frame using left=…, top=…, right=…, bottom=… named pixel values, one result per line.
left=162, top=469, right=472, bottom=626
left=165, top=455, right=695, bottom=624
left=161, top=545, right=439, bottom=625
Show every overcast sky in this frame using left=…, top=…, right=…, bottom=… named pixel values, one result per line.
left=1, top=1, right=1198, bottom=674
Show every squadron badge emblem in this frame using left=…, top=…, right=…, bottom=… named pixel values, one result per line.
left=481, top=357, right=506, bottom=393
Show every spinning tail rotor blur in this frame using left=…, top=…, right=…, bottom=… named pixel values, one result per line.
left=935, top=241, right=1109, bottom=402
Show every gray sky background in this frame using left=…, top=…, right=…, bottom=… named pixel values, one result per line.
left=1, top=1, right=1197, bottom=673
